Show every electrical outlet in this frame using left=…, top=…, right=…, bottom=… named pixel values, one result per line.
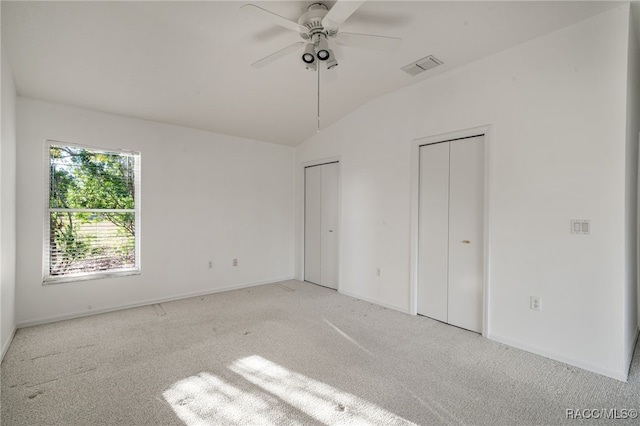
left=376, top=268, right=381, bottom=277
left=530, top=296, right=541, bottom=311
left=208, top=261, right=213, bottom=269
left=233, top=258, right=238, bottom=267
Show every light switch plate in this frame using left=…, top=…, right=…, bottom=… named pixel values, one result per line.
left=571, top=219, right=591, bottom=235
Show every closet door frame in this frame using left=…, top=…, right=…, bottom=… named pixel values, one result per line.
left=297, top=156, right=342, bottom=290
left=409, top=126, right=492, bottom=337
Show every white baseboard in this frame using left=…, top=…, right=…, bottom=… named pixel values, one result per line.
left=488, top=332, right=628, bottom=382
left=1, top=327, right=17, bottom=363
left=338, top=289, right=409, bottom=314
left=16, top=276, right=295, bottom=328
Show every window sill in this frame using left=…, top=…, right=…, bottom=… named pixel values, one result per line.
left=43, top=269, right=140, bottom=285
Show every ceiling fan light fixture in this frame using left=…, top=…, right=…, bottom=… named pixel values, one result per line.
left=316, top=37, right=330, bottom=61
left=317, top=49, right=330, bottom=61
left=326, top=50, right=338, bottom=69
left=302, top=43, right=316, bottom=64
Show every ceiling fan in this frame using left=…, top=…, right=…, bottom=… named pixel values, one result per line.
left=241, top=1, right=402, bottom=71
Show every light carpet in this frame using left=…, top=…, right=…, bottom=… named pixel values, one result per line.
left=1, top=280, right=639, bottom=425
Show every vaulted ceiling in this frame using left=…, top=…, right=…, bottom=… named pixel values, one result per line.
left=1, top=1, right=623, bottom=146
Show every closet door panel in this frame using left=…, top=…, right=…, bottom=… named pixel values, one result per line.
left=448, top=137, right=484, bottom=333
left=417, top=143, right=450, bottom=322
left=320, top=162, right=339, bottom=289
left=304, top=166, right=322, bottom=285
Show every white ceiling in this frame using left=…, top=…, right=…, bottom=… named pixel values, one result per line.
left=1, top=1, right=624, bottom=146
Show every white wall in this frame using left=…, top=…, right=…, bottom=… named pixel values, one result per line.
left=296, top=6, right=631, bottom=380
left=1, top=45, right=17, bottom=360
left=16, top=98, right=295, bottom=325
left=626, top=5, right=640, bottom=371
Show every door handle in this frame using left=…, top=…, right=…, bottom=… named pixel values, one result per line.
left=462, top=240, right=471, bottom=244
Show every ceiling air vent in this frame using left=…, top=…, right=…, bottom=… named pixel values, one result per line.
left=401, top=55, right=443, bottom=76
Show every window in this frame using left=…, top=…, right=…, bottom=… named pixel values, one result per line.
left=45, top=141, right=141, bottom=283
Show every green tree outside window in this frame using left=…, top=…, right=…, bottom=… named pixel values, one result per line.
left=47, top=143, right=140, bottom=280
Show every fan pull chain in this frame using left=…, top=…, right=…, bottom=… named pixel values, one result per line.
left=317, top=61, right=321, bottom=133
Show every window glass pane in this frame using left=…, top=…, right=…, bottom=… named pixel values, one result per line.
left=49, top=146, right=136, bottom=210
left=47, top=143, right=139, bottom=281
left=49, top=212, right=136, bottom=277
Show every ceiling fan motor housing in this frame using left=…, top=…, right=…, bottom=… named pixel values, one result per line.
left=298, top=3, right=331, bottom=39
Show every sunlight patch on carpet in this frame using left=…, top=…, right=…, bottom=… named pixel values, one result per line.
left=163, top=356, right=416, bottom=425
left=230, top=355, right=416, bottom=425
left=163, top=372, right=287, bottom=425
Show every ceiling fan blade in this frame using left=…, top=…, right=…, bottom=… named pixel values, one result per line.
left=251, top=42, right=305, bottom=68
left=334, top=32, right=401, bottom=52
left=322, top=0, right=366, bottom=31
left=241, top=4, right=309, bottom=34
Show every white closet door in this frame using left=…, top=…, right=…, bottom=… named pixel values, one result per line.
left=304, top=166, right=322, bottom=285
left=417, top=143, right=450, bottom=322
left=448, top=137, right=484, bottom=332
left=417, top=136, right=484, bottom=333
left=320, top=162, right=339, bottom=289
left=304, top=162, right=339, bottom=289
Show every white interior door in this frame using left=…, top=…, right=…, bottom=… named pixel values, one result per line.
left=417, top=143, right=449, bottom=323
left=417, top=136, right=484, bottom=333
left=320, top=162, right=339, bottom=288
left=304, top=162, right=339, bottom=289
left=448, top=137, right=484, bottom=332
left=304, top=166, right=322, bottom=285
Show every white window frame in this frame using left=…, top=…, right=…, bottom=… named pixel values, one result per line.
left=43, top=140, right=141, bottom=284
